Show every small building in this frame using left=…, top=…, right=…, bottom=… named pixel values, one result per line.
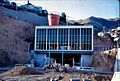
left=34, top=26, right=93, bottom=67
left=20, top=2, right=43, bottom=14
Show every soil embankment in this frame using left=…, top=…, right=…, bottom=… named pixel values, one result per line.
left=0, top=13, right=34, bottom=66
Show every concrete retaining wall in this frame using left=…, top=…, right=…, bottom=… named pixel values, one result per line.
left=80, top=55, right=93, bottom=67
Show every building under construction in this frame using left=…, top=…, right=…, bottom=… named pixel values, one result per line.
left=33, top=26, right=93, bottom=67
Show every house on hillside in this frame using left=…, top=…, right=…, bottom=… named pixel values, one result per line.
left=111, top=27, right=120, bottom=38
left=20, top=1, right=45, bottom=15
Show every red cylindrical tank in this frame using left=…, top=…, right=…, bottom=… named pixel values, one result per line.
left=48, top=14, right=60, bottom=26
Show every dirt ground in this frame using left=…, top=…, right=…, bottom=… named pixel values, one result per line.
left=0, top=66, right=113, bottom=81
left=0, top=72, right=113, bottom=81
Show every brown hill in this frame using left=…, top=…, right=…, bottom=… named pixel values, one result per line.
left=0, top=13, right=34, bottom=66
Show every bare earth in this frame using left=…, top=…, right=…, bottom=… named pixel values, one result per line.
left=0, top=72, right=113, bottom=81
left=0, top=66, right=113, bottom=81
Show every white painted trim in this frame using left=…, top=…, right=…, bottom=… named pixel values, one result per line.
left=57, top=29, right=59, bottom=50
left=35, top=49, right=93, bottom=52
left=46, top=29, right=48, bottom=50
left=68, top=28, right=70, bottom=50
left=34, top=27, right=37, bottom=50
left=35, top=26, right=94, bottom=51
left=80, top=28, right=81, bottom=50
left=36, top=25, right=93, bottom=29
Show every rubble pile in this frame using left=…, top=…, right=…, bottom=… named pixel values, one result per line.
left=40, top=64, right=112, bottom=81
left=62, top=74, right=112, bottom=81
left=94, top=75, right=112, bottom=81
left=44, top=63, right=72, bottom=73
left=2, top=66, right=44, bottom=76
left=0, top=65, right=113, bottom=81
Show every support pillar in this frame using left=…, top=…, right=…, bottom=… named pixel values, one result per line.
left=62, top=51, right=64, bottom=66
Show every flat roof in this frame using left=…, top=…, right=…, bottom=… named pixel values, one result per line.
left=36, top=25, right=93, bottom=29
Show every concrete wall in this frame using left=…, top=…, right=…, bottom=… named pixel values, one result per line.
left=31, top=50, right=56, bottom=68
left=80, top=55, right=93, bottom=67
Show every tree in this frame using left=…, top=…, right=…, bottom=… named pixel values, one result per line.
left=11, top=2, right=16, bottom=6
left=9, top=2, right=17, bottom=11
left=61, top=12, right=66, bottom=23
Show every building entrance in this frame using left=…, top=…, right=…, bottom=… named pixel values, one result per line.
left=49, top=53, right=81, bottom=67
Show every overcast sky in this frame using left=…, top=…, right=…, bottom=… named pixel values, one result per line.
left=9, top=0, right=119, bottom=20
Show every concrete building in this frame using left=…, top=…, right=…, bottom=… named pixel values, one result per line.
left=34, top=26, right=93, bottom=67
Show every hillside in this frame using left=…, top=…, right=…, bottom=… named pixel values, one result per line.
left=79, top=16, right=119, bottom=27
left=68, top=16, right=120, bottom=32
left=0, top=5, right=49, bottom=66
left=0, top=13, right=34, bottom=66
left=0, top=6, right=48, bottom=25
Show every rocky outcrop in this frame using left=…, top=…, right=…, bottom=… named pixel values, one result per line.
left=0, top=13, right=34, bottom=66
left=92, top=48, right=117, bottom=71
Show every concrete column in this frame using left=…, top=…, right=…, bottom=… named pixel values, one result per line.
left=80, top=55, right=93, bottom=67
left=62, top=51, right=64, bottom=66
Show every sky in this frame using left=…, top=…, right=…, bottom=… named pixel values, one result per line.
left=9, top=0, right=119, bottom=20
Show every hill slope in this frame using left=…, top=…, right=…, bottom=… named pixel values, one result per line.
left=0, top=13, right=34, bottom=66
left=69, top=16, right=120, bottom=32
left=0, top=6, right=48, bottom=25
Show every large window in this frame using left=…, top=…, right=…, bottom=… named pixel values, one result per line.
left=35, top=27, right=93, bottom=51
left=36, top=29, right=46, bottom=50
left=69, top=29, right=80, bottom=50
left=47, top=29, right=57, bottom=50
left=81, top=28, right=92, bottom=50
left=58, top=29, right=68, bottom=50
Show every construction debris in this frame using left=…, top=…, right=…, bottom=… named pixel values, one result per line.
left=2, top=66, right=44, bottom=76
left=0, top=66, right=113, bottom=81
left=44, top=63, right=72, bottom=73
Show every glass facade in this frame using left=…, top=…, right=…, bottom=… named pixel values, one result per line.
left=47, top=29, right=57, bottom=50
left=81, top=28, right=92, bottom=50
left=35, top=26, right=93, bottom=51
